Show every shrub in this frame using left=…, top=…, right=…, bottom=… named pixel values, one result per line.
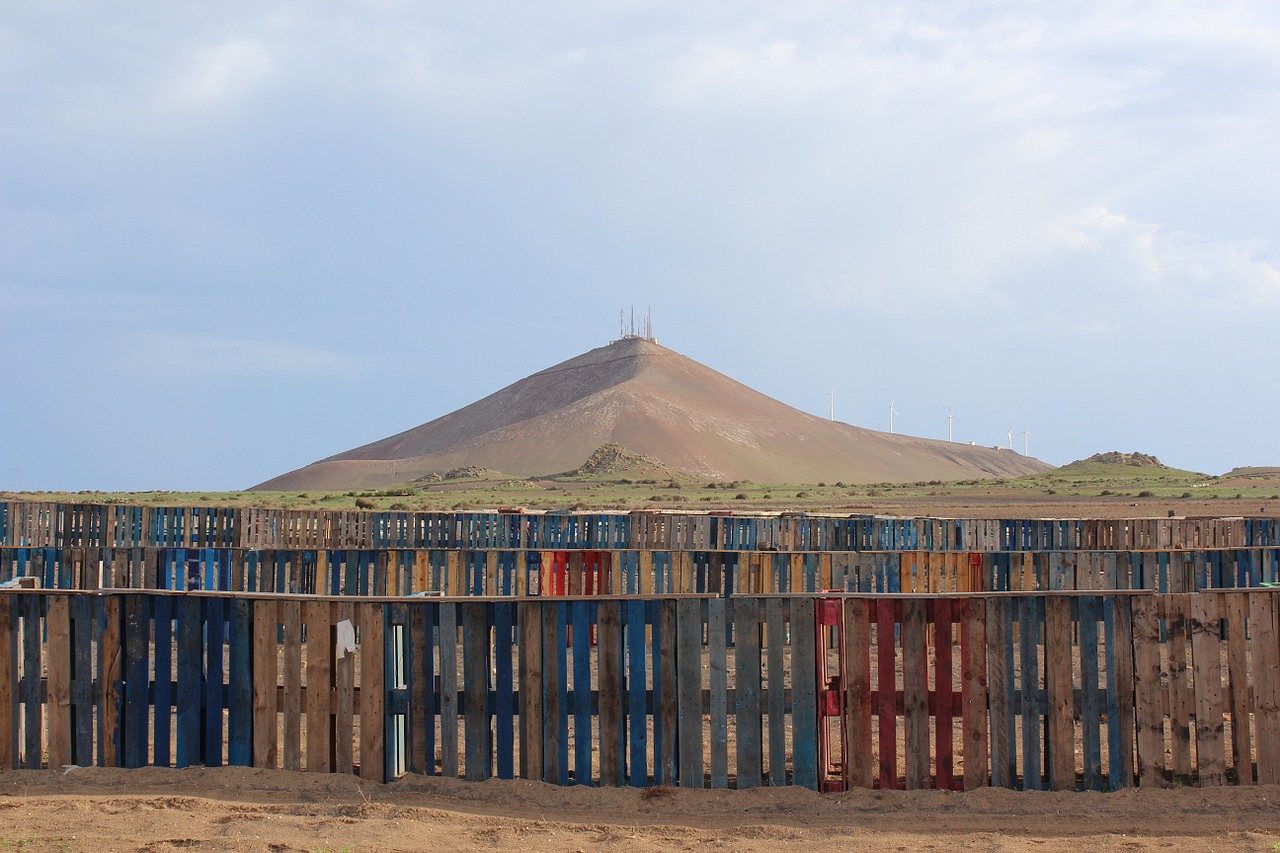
left=734, top=493, right=748, bottom=500
left=355, top=497, right=376, bottom=509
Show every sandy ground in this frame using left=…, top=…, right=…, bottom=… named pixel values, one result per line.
left=1, top=767, right=1278, bottom=852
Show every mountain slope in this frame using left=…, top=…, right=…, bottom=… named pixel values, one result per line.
left=253, top=338, right=1051, bottom=489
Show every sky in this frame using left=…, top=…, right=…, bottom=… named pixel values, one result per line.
left=2, top=1, right=1278, bottom=491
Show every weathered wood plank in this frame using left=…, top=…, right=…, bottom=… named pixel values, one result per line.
left=960, top=598, right=988, bottom=790
left=986, top=597, right=1015, bottom=788
left=790, top=597, right=819, bottom=791
left=902, top=599, right=929, bottom=790
left=1107, top=596, right=1136, bottom=789
left=305, top=600, right=331, bottom=772
left=46, top=596, right=72, bottom=770
left=281, top=599, right=302, bottom=772
left=1165, top=594, right=1194, bottom=780
left=626, top=598, right=648, bottom=787
left=175, top=596, right=202, bottom=768
left=518, top=601, right=543, bottom=781
left=734, top=597, right=762, bottom=789
left=252, top=600, right=278, bottom=769
left=465, top=601, right=492, bottom=782
left=767, top=598, right=790, bottom=786
left=1045, top=596, right=1074, bottom=791
left=598, top=599, right=623, bottom=786
left=1190, top=594, right=1226, bottom=786
left=841, top=598, right=873, bottom=788
left=1131, top=594, right=1166, bottom=787
left=358, top=601, right=386, bottom=782
left=334, top=601, right=355, bottom=775
left=933, top=598, right=954, bottom=790
left=1224, top=593, right=1252, bottom=783
left=708, top=598, right=728, bottom=788
left=1250, top=592, right=1280, bottom=784
left=876, top=598, right=898, bottom=789
left=658, top=598, right=678, bottom=786
left=438, top=601, right=459, bottom=779
left=676, top=598, right=704, bottom=788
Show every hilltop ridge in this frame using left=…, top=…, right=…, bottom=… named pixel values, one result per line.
left=253, top=338, right=1051, bottom=490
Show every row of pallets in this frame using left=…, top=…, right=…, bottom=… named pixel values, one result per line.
left=2, top=501, right=1277, bottom=552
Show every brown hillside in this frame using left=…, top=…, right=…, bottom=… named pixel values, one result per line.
left=253, top=338, right=1051, bottom=490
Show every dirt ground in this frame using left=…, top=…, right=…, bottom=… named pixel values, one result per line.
left=1, top=767, right=1278, bottom=852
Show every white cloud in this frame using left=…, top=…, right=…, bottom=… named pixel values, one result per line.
left=1055, top=206, right=1280, bottom=304
left=163, top=39, right=273, bottom=107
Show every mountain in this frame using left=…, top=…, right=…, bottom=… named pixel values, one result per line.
left=252, top=338, right=1051, bottom=490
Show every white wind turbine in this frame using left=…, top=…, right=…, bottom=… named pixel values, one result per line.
left=1007, top=425, right=1014, bottom=449
left=889, top=400, right=898, bottom=434
left=1021, top=426, right=1031, bottom=457
left=946, top=409, right=956, bottom=442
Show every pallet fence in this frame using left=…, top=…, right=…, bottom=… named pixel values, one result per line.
left=4, top=502, right=1278, bottom=553
left=3, top=588, right=1279, bottom=792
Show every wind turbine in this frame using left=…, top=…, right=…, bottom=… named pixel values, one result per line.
left=946, top=409, right=956, bottom=442
left=1007, top=425, right=1014, bottom=450
left=1021, top=426, right=1031, bottom=457
left=829, top=388, right=835, bottom=421
left=889, top=400, right=897, bottom=434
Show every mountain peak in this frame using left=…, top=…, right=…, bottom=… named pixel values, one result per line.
left=252, top=340, right=1051, bottom=490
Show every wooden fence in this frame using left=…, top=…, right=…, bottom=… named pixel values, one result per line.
left=4, top=588, right=1279, bottom=791
left=4, top=545, right=1279, bottom=595
left=4, top=502, right=1278, bottom=553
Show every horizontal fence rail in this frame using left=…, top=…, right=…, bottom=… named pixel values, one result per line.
left=4, top=545, right=1279, bottom=595
left=3, top=589, right=1279, bottom=792
left=4, top=502, right=1278, bottom=553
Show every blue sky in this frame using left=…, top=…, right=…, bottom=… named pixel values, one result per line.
left=3, top=2, right=1278, bottom=490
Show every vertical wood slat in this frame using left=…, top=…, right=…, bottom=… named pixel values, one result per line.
left=842, top=598, right=873, bottom=789
left=789, top=597, right=819, bottom=791
left=1045, top=596, right=1074, bottom=790
left=707, top=598, right=728, bottom=788
left=1165, top=594, right=1194, bottom=779
left=518, top=601, right=543, bottom=781
left=626, top=598, right=648, bottom=787
left=305, top=600, right=331, bottom=772
left=1224, top=593, right=1252, bottom=783
left=1108, top=595, right=1136, bottom=789
left=986, top=597, right=1014, bottom=788
left=358, top=601, right=385, bottom=783
left=465, top=601, right=492, bottom=782
left=0, top=597, right=14, bottom=770
left=438, top=602, right=459, bottom=779
left=1250, top=592, right=1280, bottom=784
left=901, top=599, right=928, bottom=790
left=766, top=598, right=788, bottom=786
left=334, top=602, right=355, bottom=775
left=46, top=595, right=72, bottom=770
left=598, top=600, right=623, bottom=786
left=1132, top=594, right=1166, bottom=787
left=933, top=598, right=954, bottom=790
left=960, top=598, right=988, bottom=790
left=252, top=600, right=278, bottom=768
left=1190, top=594, right=1226, bottom=785
left=98, top=595, right=121, bottom=768
left=658, top=599, right=678, bottom=786
left=281, top=600, right=302, bottom=772
left=542, top=600, right=564, bottom=785
left=734, top=598, right=762, bottom=789
left=876, top=598, right=897, bottom=789
left=675, top=598, right=704, bottom=788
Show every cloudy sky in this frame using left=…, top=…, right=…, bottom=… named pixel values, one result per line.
left=3, top=1, right=1278, bottom=490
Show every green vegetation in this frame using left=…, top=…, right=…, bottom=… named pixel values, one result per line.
left=5, top=455, right=1279, bottom=515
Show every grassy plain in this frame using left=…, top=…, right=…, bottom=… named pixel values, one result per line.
left=6, top=461, right=1280, bottom=519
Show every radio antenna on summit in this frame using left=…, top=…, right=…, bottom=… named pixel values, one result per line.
left=611, top=306, right=659, bottom=344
